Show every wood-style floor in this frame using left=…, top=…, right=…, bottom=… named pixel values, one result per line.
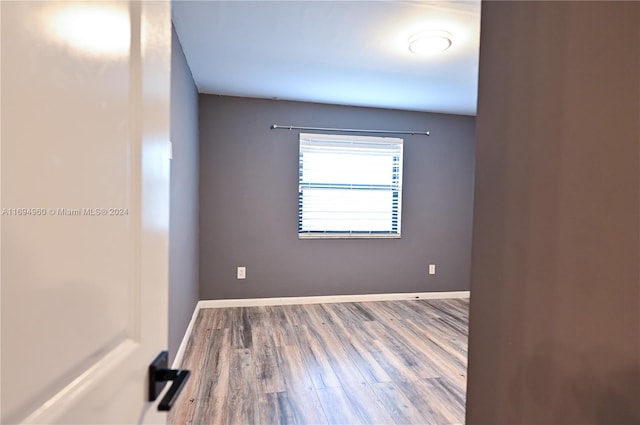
left=170, top=298, right=469, bottom=425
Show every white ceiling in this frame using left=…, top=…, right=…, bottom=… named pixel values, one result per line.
left=172, top=0, right=481, bottom=115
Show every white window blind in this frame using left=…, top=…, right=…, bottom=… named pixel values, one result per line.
left=298, top=132, right=403, bottom=239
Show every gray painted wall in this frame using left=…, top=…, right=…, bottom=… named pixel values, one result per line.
left=466, top=2, right=640, bottom=423
left=168, top=27, right=199, bottom=363
left=199, top=95, right=475, bottom=300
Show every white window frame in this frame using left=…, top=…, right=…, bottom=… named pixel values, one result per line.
left=298, top=132, right=403, bottom=239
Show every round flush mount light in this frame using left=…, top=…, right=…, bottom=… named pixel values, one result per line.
left=408, top=30, right=453, bottom=55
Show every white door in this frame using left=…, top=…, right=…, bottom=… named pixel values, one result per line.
left=1, top=1, right=172, bottom=423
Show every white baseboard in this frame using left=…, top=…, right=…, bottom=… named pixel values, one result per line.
left=172, top=290, right=469, bottom=367
left=172, top=303, right=202, bottom=369
left=197, top=291, right=470, bottom=308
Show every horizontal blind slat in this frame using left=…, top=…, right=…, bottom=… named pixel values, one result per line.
left=298, top=132, right=403, bottom=237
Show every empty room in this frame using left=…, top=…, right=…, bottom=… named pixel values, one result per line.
left=1, top=1, right=638, bottom=425
left=169, top=1, right=476, bottom=423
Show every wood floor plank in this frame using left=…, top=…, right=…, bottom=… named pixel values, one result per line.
left=306, top=303, right=389, bottom=385
left=169, top=309, right=215, bottom=424
left=330, top=303, right=380, bottom=341
left=264, top=305, right=294, bottom=347
left=421, top=377, right=466, bottom=424
left=369, top=302, right=466, bottom=382
left=190, top=328, right=231, bottom=424
left=409, top=319, right=468, bottom=365
left=363, top=309, right=442, bottom=380
left=230, top=307, right=253, bottom=350
left=370, top=381, right=433, bottom=425
left=399, top=320, right=468, bottom=392
left=315, top=386, right=365, bottom=425
left=252, top=323, right=286, bottom=394
left=393, top=376, right=463, bottom=424
left=255, top=392, right=282, bottom=425
left=366, top=335, right=426, bottom=383
left=275, top=344, right=328, bottom=424
left=274, top=391, right=297, bottom=425
left=329, top=375, right=397, bottom=425
left=171, top=298, right=469, bottom=425
left=296, top=324, right=342, bottom=389
left=209, top=307, right=226, bottom=331
left=227, top=348, right=258, bottom=425
left=318, top=303, right=392, bottom=384
left=303, top=307, right=397, bottom=424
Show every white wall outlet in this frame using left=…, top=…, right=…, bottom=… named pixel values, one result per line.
left=237, top=266, right=246, bottom=280
left=429, top=264, right=436, bottom=275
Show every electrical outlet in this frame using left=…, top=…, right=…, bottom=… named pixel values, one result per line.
left=237, top=266, right=246, bottom=280
left=429, top=264, right=436, bottom=275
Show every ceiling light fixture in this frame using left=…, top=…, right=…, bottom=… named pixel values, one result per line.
left=408, top=30, right=452, bottom=55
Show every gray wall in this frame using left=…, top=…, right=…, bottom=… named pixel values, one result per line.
left=168, top=27, right=199, bottom=363
left=199, top=95, right=475, bottom=300
left=466, top=1, right=640, bottom=424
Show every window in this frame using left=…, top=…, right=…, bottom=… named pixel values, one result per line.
left=298, top=132, right=403, bottom=239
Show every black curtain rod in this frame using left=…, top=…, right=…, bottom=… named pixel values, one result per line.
left=270, top=124, right=430, bottom=136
